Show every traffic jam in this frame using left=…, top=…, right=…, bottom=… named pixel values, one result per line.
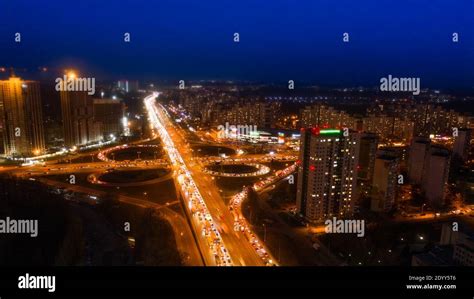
left=145, top=93, right=233, bottom=266
left=229, top=163, right=298, bottom=266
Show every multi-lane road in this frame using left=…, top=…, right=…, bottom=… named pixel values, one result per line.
left=145, top=92, right=266, bottom=266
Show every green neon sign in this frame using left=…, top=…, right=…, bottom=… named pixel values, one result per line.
left=319, top=129, right=341, bottom=135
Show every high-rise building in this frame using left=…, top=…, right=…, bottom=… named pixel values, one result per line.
left=453, top=231, right=474, bottom=266
left=408, top=136, right=450, bottom=207
left=371, top=151, right=399, bottom=212
left=408, top=136, right=431, bottom=185
left=216, top=101, right=280, bottom=129
left=357, top=132, right=378, bottom=182
left=296, top=128, right=359, bottom=223
left=128, top=81, right=139, bottom=92
left=361, top=115, right=414, bottom=142
left=0, top=77, right=45, bottom=156
left=439, top=223, right=474, bottom=266
left=61, top=90, right=92, bottom=147
left=440, top=222, right=460, bottom=245
left=300, top=104, right=356, bottom=129
left=365, top=103, right=472, bottom=140
left=453, top=128, right=472, bottom=162
left=60, top=88, right=100, bottom=147
left=117, top=80, right=139, bottom=93
left=93, top=98, right=125, bottom=138
left=117, top=80, right=129, bottom=92
left=422, top=146, right=450, bottom=207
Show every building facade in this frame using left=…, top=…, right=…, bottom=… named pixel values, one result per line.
left=296, top=128, right=359, bottom=222
left=93, top=98, right=125, bottom=139
left=61, top=90, right=101, bottom=147
left=0, top=77, right=45, bottom=156
left=408, top=137, right=431, bottom=185
left=371, top=151, right=399, bottom=212
left=422, top=146, right=450, bottom=207
left=453, top=128, right=472, bottom=162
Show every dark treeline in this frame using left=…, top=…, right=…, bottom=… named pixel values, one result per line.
left=0, top=177, right=82, bottom=265
left=0, top=177, right=182, bottom=266
left=98, top=196, right=183, bottom=266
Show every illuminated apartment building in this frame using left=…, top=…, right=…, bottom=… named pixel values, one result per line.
left=371, top=151, right=399, bottom=212
left=422, top=146, right=450, bottom=207
left=0, top=77, right=45, bottom=156
left=300, top=104, right=356, bottom=129
left=357, top=133, right=378, bottom=183
left=92, top=98, right=125, bottom=139
left=217, top=101, right=279, bottom=129
left=60, top=73, right=101, bottom=147
left=408, top=137, right=431, bottom=185
left=453, top=128, right=472, bottom=161
left=296, top=128, right=359, bottom=222
left=361, top=115, right=414, bottom=142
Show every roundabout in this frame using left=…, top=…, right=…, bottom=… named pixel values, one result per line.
left=97, top=144, right=165, bottom=163
left=203, top=162, right=270, bottom=177
left=87, top=167, right=172, bottom=187
left=192, top=145, right=236, bottom=157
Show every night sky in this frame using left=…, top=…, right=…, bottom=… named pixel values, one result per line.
left=0, top=0, right=473, bottom=88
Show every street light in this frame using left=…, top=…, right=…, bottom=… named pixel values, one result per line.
left=263, top=223, right=267, bottom=242
left=421, top=203, right=427, bottom=214
left=67, top=71, right=76, bottom=79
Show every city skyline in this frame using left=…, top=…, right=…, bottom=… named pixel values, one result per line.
left=1, top=1, right=473, bottom=296
left=0, top=64, right=474, bottom=298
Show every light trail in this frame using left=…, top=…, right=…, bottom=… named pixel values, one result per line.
left=229, top=163, right=298, bottom=266
left=144, top=92, right=233, bottom=266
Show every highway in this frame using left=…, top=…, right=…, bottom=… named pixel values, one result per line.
left=3, top=161, right=168, bottom=178
left=145, top=92, right=236, bottom=266
left=145, top=92, right=265, bottom=266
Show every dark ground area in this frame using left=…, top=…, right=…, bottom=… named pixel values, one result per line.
left=207, top=164, right=258, bottom=174
left=99, top=168, right=169, bottom=183
left=106, top=146, right=163, bottom=161
left=242, top=174, right=474, bottom=266
left=192, top=145, right=236, bottom=157
left=46, top=173, right=178, bottom=206
left=0, top=176, right=182, bottom=266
